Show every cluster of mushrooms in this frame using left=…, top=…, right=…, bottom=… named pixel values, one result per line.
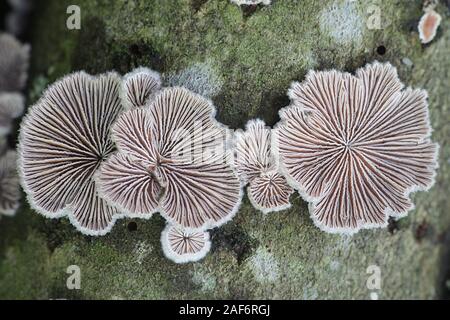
left=0, top=32, right=29, bottom=221
left=14, top=60, right=438, bottom=263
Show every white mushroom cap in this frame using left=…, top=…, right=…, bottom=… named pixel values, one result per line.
left=98, top=87, right=243, bottom=231
left=275, top=62, right=438, bottom=234
left=120, top=67, right=161, bottom=109
left=0, top=150, right=21, bottom=217
left=161, top=224, right=211, bottom=263
left=235, top=119, right=274, bottom=183
left=418, top=9, right=442, bottom=44
left=248, top=171, right=293, bottom=214
left=0, top=92, right=25, bottom=136
left=235, top=119, right=293, bottom=213
left=0, top=33, right=30, bottom=92
left=18, top=71, right=125, bottom=236
left=96, top=152, right=161, bottom=218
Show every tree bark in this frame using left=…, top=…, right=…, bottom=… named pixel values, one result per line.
left=0, top=0, right=449, bottom=299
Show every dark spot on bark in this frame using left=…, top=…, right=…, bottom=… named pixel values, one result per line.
left=242, top=4, right=259, bottom=18
left=37, top=218, right=82, bottom=253
left=387, top=217, right=399, bottom=234
left=72, top=17, right=114, bottom=74
left=191, top=0, right=208, bottom=12
left=210, top=222, right=258, bottom=264
left=415, top=220, right=429, bottom=242
left=376, top=45, right=386, bottom=55
left=124, top=42, right=165, bottom=73
left=127, top=221, right=138, bottom=232
left=73, top=17, right=165, bottom=75
left=258, top=91, right=289, bottom=127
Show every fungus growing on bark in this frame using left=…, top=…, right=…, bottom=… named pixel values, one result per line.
left=121, top=67, right=161, bottom=109
left=161, top=224, right=211, bottom=263
left=0, top=33, right=30, bottom=92
left=0, top=92, right=24, bottom=136
left=18, top=72, right=125, bottom=235
left=97, top=87, right=242, bottom=231
left=235, top=119, right=293, bottom=213
left=0, top=150, right=21, bottom=217
left=418, top=9, right=442, bottom=44
left=275, top=62, right=438, bottom=234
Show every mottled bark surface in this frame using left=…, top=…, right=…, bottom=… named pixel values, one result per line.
left=0, top=0, right=449, bottom=299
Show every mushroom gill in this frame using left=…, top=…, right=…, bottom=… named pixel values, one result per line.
left=275, top=62, right=438, bottom=234
left=121, top=67, right=161, bottom=109
left=97, top=87, right=242, bottom=231
left=235, top=119, right=293, bottom=213
left=161, top=224, right=211, bottom=263
left=18, top=71, right=125, bottom=235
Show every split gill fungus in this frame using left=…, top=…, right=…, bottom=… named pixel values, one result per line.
left=97, top=86, right=243, bottom=232
left=18, top=71, right=125, bottom=236
left=274, top=61, right=438, bottom=234
left=235, top=119, right=293, bottom=213
left=120, top=67, right=161, bottom=109
left=161, top=224, right=211, bottom=263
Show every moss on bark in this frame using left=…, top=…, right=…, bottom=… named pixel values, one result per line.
left=1, top=0, right=449, bottom=299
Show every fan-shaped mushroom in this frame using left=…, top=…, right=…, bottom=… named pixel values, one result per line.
left=0, top=33, right=29, bottom=92
left=18, top=71, right=125, bottom=235
left=120, top=67, right=161, bottom=109
left=235, top=119, right=293, bottom=213
left=0, top=92, right=24, bottom=136
left=0, top=150, right=21, bottom=217
left=161, top=224, right=211, bottom=263
left=275, top=62, right=438, bottom=234
left=97, top=87, right=242, bottom=231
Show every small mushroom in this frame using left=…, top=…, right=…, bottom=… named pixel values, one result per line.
left=418, top=9, right=442, bottom=44
left=0, top=92, right=25, bottom=136
left=247, top=171, right=294, bottom=214
left=120, top=67, right=161, bottom=109
left=96, top=152, right=161, bottom=218
left=0, top=33, right=30, bottom=92
left=235, top=119, right=293, bottom=213
left=0, top=150, right=21, bottom=217
left=18, top=71, right=125, bottom=235
left=275, top=62, right=438, bottom=234
left=97, top=87, right=242, bottom=231
left=161, top=224, right=211, bottom=263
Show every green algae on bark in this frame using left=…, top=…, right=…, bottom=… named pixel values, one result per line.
left=1, top=0, right=449, bottom=299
